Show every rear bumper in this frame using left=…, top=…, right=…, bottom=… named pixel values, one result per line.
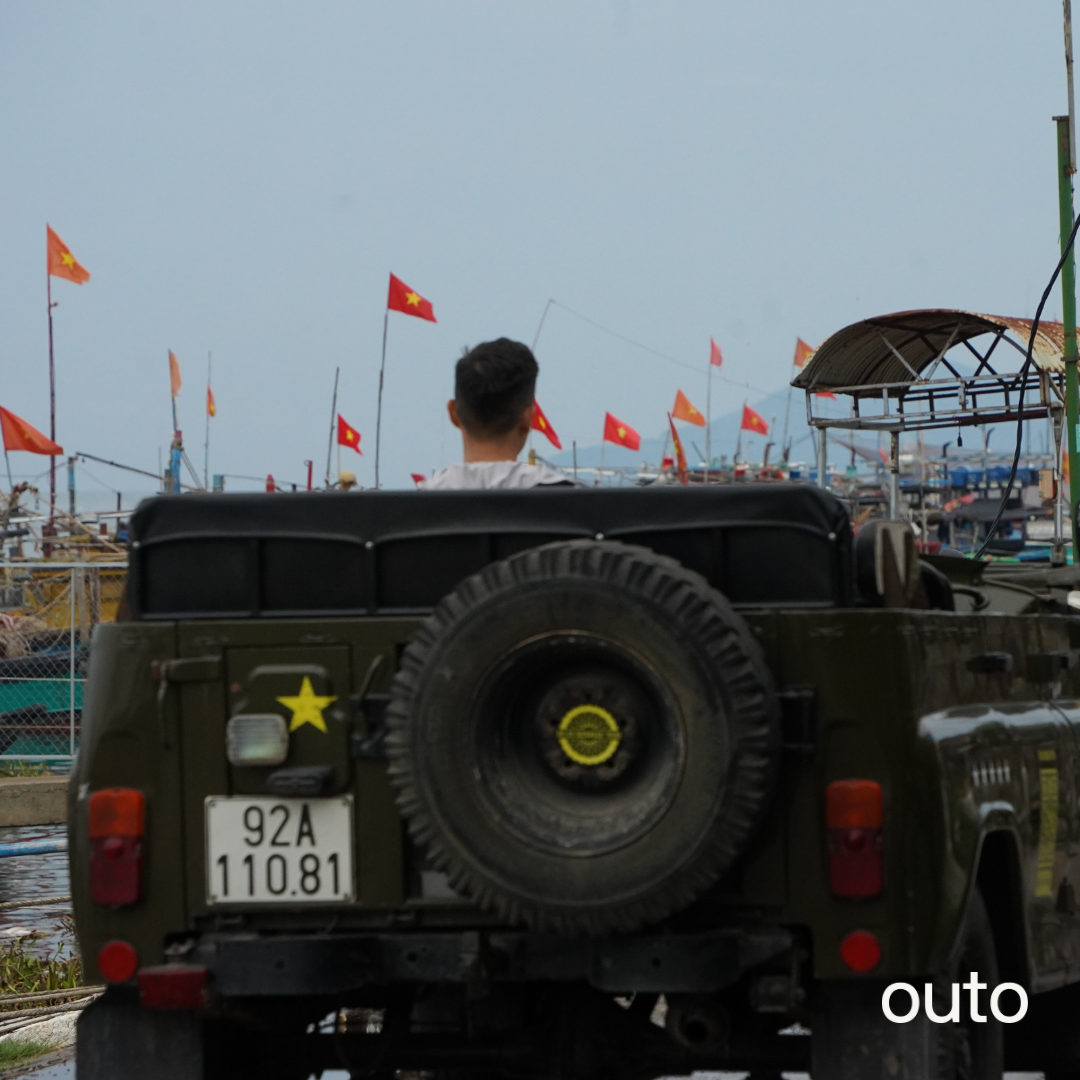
left=191, top=926, right=794, bottom=996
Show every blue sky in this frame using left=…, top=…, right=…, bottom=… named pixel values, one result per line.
left=0, top=1, right=1070, bottom=493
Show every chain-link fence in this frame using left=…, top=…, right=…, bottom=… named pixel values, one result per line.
left=0, top=563, right=127, bottom=765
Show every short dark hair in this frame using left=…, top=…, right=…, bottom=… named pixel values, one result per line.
left=454, top=338, right=538, bottom=436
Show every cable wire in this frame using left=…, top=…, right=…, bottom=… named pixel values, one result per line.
left=973, top=212, right=1080, bottom=559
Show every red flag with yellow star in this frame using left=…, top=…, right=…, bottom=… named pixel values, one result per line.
left=47, top=226, right=90, bottom=284
left=531, top=400, right=562, bottom=450
left=672, top=389, right=706, bottom=427
left=0, top=406, right=63, bottom=455
left=741, top=405, right=768, bottom=435
left=793, top=338, right=815, bottom=368
left=337, top=415, right=362, bottom=454
left=603, top=412, right=640, bottom=451
left=387, top=273, right=436, bottom=322
left=710, top=338, right=723, bottom=368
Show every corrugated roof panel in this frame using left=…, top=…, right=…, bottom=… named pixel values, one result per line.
left=791, top=310, right=1064, bottom=396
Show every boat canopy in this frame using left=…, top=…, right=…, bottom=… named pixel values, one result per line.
left=791, top=309, right=1064, bottom=398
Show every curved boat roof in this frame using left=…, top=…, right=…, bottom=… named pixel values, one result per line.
left=791, top=309, right=1065, bottom=397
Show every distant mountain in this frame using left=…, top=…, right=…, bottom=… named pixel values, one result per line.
left=541, top=380, right=1054, bottom=476
left=547, top=386, right=822, bottom=471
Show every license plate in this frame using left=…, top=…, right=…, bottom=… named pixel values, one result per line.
left=205, top=796, right=354, bottom=904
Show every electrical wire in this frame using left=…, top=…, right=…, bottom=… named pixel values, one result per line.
left=973, top=211, right=1080, bottom=559
left=545, top=300, right=778, bottom=397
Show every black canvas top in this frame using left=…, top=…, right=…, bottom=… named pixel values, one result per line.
left=127, top=484, right=852, bottom=619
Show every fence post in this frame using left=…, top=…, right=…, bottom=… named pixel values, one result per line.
left=69, top=566, right=77, bottom=757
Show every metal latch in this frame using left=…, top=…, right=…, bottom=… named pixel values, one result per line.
left=151, top=657, right=223, bottom=683
left=151, top=657, right=223, bottom=748
left=350, top=693, right=391, bottom=760
left=777, top=688, right=816, bottom=755
left=967, top=652, right=1014, bottom=674
left=1027, top=652, right=1072, bottom=683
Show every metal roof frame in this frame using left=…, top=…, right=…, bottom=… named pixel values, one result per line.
left=792, top=309, right=1066, bottom=435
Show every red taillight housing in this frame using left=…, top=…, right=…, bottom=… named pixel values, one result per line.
left=98, top=940, right=139, bottom=983
left=138, top=966, right=209, bottom=1010
left=826, top=780, right=883, bottom=899
left=840, top=929, right=881, bottom=972
left=89, top=788, right=145, bottom=906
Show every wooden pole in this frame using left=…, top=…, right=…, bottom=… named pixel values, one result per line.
left=47, top=270, right=56, bottom=534
left=374, top=311, right=389, bottom=488
left=203, top=351, right=212, bottom=489
left=705, top=364, right=711, bottom=483
left=325, top=367, right=340, bottom=488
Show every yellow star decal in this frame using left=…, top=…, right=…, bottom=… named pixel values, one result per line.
left=617, top=426, right=626, bottom=438
left=276, top=677, right=336, bottom=733
left=405, top=291, right=420, bottom=306
left=60, top=251, right=75, bottom=268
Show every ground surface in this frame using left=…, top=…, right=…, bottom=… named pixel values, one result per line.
left=0, top=779, right=66, bottom=828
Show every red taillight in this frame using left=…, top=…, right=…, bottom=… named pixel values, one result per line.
left=826, top=780, right=883, bottom=899
left=89, top=788, right=145, bottom=906
left=138, top=966, right=209, bottom=1010
left=98, top=940, right=139, bottom=983
left=839, top=929, right=881, bottom=973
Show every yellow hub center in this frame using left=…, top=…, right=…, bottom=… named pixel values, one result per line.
left=557, top=704, right=621, bottom=766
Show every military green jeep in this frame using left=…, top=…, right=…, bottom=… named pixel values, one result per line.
left=70, top=485, right=1080, bottom=1079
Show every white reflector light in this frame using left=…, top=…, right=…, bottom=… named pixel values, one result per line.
left=226, top=715, right=289, bottom=766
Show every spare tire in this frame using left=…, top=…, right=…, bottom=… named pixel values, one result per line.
left=386, top=540, right=780, bottom=934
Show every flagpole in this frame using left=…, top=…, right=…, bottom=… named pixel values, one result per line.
left=325, top=366, right=340, bottom=488
left=4, top=450, right=13, bottom=490
left=375, top=311, right=389, bottom=489
left=734, top=398, right=746, bottom=466
left=705, top=365, right=712, bottom=483
left=598, top=441, right=606, bottom=487
left=171, top=360, right=178, bottom=434
left=204, top=351, right=212, bottom=489
left=47, top=270, right=56, bottom=537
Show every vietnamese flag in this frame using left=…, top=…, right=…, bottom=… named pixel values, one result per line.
left=0, top=406, right=63, bottom=455
left=603, top=412, right=640, bottom=451
left=741, top=405, right=768, bottom=435
left=710, top=338, right=723, bottom=368
left=337, top=414, right=362, bottom=454
left=206, top=387, right=217, bottom=417
left=531, top=401, right=562, bottom=450
left=387, top=273, right=436, bottom=322
left=667, top=414, right=689, bottom=485
left=410, top=473, right=427, bottom=487
left=815, top=390, right=837, bottom=400
left=793, top=338, right=815, bottom=368
left=672, top=389, right=706, bottom=427
left=47, top=226, right=90, bottom=285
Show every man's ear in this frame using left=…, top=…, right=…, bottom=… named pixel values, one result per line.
left=448, top=399, right=462, bottom=430
left=519, top=401, right=536, bottom=433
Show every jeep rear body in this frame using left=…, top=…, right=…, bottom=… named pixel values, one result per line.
left=69, top=486, right=1080, bottom=1075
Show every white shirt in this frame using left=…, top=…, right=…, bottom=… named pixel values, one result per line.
left=419, top=461, right=572, bottom=490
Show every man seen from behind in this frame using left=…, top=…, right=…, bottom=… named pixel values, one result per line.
left=419, top=338, right=571, bottom=490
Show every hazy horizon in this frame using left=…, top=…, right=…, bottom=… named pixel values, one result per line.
left=1, top=2, right=1071, bottom=491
